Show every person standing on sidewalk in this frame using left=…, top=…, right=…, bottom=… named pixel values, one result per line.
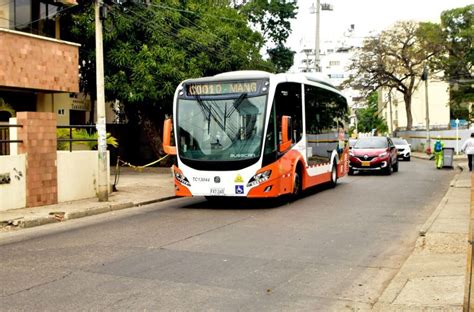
left=461, top=133, right=474, bottom=171
left=433, top=136, right=444, bottom=169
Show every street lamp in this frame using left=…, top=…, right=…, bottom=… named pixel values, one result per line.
left=310, top=0, right=333, bottom=72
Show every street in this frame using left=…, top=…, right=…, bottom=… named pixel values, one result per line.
left=0, top=159, right=455, bottom=311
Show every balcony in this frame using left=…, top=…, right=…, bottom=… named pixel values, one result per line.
left=0, top=28, right=79, bottom=93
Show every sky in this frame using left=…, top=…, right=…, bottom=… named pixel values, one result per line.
left=288, top=0, right=474, bottom=53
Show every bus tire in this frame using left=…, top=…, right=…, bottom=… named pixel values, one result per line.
left=330, top=163, right=337, bottom=188
left=292, top=169, right=302, bottom=198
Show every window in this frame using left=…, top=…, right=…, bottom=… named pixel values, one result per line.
left=329, top=61, right=340, bottom=66
left=14, top=0, right=59, bottom=38
left=274, top=82, right=303, bottom=144
left=262, top=82, right=303, bottom=166
left=305, top=85, right=347, bottom=165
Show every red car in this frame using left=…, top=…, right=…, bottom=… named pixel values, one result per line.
left=349, top=136, right=399, bottom=175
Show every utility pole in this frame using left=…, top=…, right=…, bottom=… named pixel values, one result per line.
left=314, top=0, right=320, bottom=72
left=310, top=1, right=332, bottom=72
left=388, top=90, right=393, bottom=136
left=422, top=65, right=431, bottom=151
left=95, top=0, right=108, bottom=201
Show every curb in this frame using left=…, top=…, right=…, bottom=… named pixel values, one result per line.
left=418, top=169, right=461, bottom=237
left=1, top=196, right=178, bottom=230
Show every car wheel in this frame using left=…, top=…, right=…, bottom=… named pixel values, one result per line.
left=329, top=163, right=337, bottom=187
left=384, top=161, right=392, bottom=175
left=393, top=160, right=399, bottom=172
left=406, top=156, right=411, bottom=161
left=348, top=168, right=354, bottom=176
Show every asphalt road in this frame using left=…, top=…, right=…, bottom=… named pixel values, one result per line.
left=0, top=159, right=456, bottom=311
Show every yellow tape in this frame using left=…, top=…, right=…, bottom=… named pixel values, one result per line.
left=119, top=154, right=169, bottom=171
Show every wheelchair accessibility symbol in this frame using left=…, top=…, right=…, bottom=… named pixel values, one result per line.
left=235, top=185, right=244, bottom=194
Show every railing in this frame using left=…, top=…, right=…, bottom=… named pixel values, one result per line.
left=57, top=125, right=96, bottom=152
left=0, top=123, right=23, bottom=156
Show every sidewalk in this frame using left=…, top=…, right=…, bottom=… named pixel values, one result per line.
left=373, top=161, right=471, bottom=311
left=0, top=167, right=175, bottom=231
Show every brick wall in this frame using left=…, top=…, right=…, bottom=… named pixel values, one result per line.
left=0, top=29, right=79, bottom=93
left=17, top=112, right=58, bottom=207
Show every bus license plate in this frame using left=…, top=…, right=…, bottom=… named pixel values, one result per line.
left=361, top=161, right=370, bottom=167
left=210, top=188, right=225, bottom=195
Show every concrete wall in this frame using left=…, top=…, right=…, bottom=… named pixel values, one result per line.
left=0, top=154, right=26, bottom=211
left=57, top=151, right=110, bottom=202
left=396, top=129, right=472, bottom=153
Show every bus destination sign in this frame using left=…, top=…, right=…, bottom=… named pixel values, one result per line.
left=186, top=81, right=259, bottom=96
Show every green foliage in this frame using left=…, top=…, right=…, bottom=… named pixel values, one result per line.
left=239, top=0, right=297, bottom=45
left=356, top=92, right=388, bottom=134
left=62, top=0, right=297, bottom=156
left=0, top=98, right=15, bottom=117
left=239, top=0, right=298, bottom=72
left=57, top=128, right=118, bottom=150
left=267, top=44, right=295, bottom=73
left=65, top=1, right=273, bottom=111
left=440, top=5, right=474, bottom=110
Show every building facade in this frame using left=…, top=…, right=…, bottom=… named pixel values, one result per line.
left=0, top=0, right=85, bottom=125
left=379, top=78, right=451, bottom=133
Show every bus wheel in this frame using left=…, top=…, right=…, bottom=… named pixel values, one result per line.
left=292, top=170, right=302, bottom=198
left=330, top=164, right=337, bottom=188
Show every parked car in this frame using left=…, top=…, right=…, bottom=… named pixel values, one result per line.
left=392, top=138, right=411, bottom=161
left=349, top=136, right=399, bottom=175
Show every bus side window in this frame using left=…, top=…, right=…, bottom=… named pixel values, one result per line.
left=274, top=82, right=303, bottom=145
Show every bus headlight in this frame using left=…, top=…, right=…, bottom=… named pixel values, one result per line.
left=175, top=172, right=191, bottom=187
left=247, top=170, right=272, bottom=187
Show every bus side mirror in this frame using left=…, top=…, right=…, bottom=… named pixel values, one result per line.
left=163, top=119, right=176, bottom=155
left=278, top=115, right=292, bottom=152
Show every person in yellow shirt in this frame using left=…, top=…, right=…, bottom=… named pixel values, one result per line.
left=433, top=136, right=444, bottom=169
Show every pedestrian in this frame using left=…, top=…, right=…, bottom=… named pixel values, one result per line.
left=433, top=136, right=444, bottom=169
left=461, top=133, right=474, bottom=172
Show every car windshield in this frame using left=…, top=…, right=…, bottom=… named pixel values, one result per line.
left=177, top=95, right=267, bottom=161
left=392, top=138, right=408, bottom=145
left=354, top=137, right=387, bottom=149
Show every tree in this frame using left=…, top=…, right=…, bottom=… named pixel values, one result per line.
left=239, top=0, right=298, bottom=72
left=438, top=5, right=474, bottom=113
left=355, top=92, right=388, bottom=134
left=345, top=21, right=443, bottom=130
left=63, top=0, right=272, bottom=158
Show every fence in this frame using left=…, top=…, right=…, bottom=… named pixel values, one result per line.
left=57, top=124, right=96, bottom=152
left=0, top=122, right=23, bottom=155
left=395, top=129, right=472, bottom=153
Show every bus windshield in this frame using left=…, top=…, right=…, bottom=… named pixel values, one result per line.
left=177, top=94, right=267, bottom=162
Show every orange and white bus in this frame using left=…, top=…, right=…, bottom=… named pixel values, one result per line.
left=163, top=70, right=349, bottom=199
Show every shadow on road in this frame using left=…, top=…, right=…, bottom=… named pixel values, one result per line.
left=181, top=181, right=338, bottom=210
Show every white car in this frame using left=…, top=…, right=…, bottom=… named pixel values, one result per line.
left=392, top=138, right=411, bottom=161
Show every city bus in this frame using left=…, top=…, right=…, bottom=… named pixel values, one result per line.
left=162, top=70, right=349, bottom=199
